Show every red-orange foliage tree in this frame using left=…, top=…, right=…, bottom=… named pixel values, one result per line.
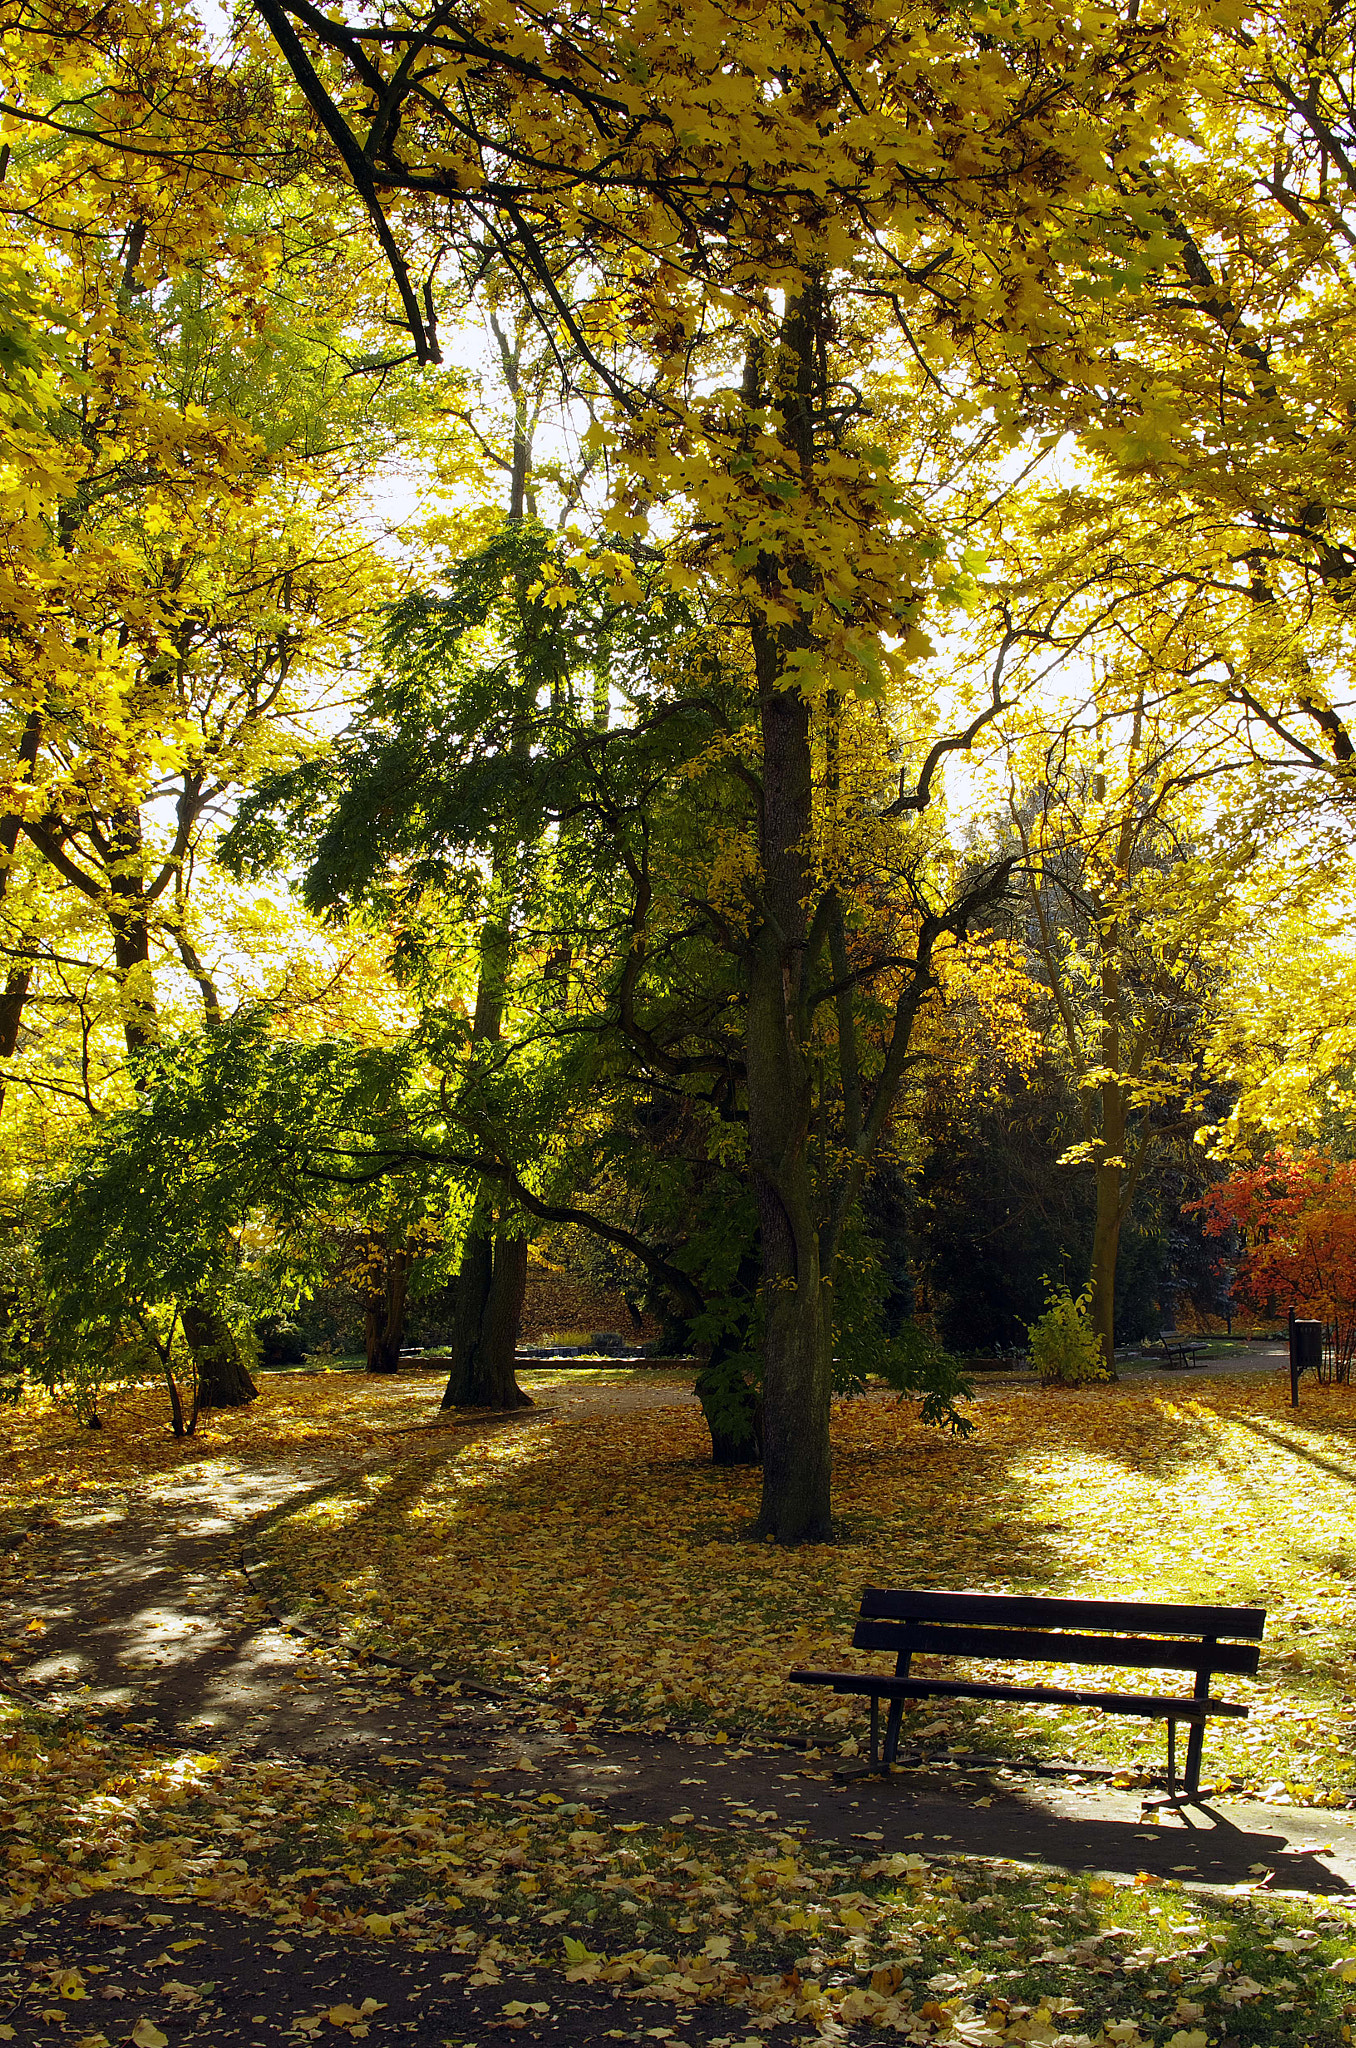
left=1196, top=1154, right=1356, bottom=1380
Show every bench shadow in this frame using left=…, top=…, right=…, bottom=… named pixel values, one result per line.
left=866, top=1775, right=1352, bottom=1894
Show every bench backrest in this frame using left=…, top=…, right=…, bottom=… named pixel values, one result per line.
left=854, top=1587, right=1265, bottom=1677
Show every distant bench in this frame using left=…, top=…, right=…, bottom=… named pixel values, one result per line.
left=791, top=1587, right=1265, bottom=1803
left=1154, top=1337, right=1205, bottom=1370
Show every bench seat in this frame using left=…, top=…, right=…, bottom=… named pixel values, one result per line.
left=791, top=1670, right=1248, bottom=1719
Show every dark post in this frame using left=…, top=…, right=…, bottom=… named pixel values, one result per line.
left=1290, top=1315, right=1322, bottom=1408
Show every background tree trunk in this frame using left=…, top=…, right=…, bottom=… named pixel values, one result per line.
left=1090, top=1155, right=1123, bottom=1378
left=365, top=1246, right=409, bottom=1372
left=181, top=1300, right=258, bottom=1407
left=694, top=1344, right=762, bottom=1465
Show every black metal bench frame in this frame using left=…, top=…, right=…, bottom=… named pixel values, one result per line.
left=791, top=1587, right=1265, bottom=1804
left=1157, top=1340, right=1204, bottom=1370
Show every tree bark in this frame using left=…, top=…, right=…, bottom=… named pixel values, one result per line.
left=744, top=297, right=836, bottom=1543
left=1090, top=1151, right=1123, bottom=1379
left=181, top=1299, right=258, bottom=1407
left=441, top=1226, right=531, bottom=1408
left=365, top=1245, right=410, bottom=1372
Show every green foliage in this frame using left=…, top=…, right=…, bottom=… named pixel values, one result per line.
left=35, top=1014, right=445, bottom=1424
left=221, top=522, right=696, bottom=925
left=1026, top=1279, right=1110, bottom=1387
left=873, top=1321, right=975, bottom=1433
left=0, top=1228, right=40, bottom=1408
left=834, top=1219, right=973, bottom=1433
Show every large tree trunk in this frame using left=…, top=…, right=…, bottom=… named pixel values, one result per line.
left=365, top=1245, right=410, bottom=1372
left=181, top=1299, right=258, bottom=1407
left=441, top=1227, right=531, bottom=1409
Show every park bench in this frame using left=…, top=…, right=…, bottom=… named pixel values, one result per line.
left=790, top=1587, right=1266, bottom=1803
left=1155, top=1337, right=1204, bottom=1370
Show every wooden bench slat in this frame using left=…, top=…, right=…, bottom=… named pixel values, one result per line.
left=860, top=1586, right=1266, bottom=1639
left=851, top=1617, right=1261, bottom=1676
left=789, top=1668, right=1249, bottom=1719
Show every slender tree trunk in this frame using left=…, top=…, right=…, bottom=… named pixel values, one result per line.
left=441, top=1224, right=531, bottom=1409
left=438, top=332, right=544, bottom=1414
left=181, top=1300, right=258, bottom=1407
left=440, top=771, right=529, bottom=1409
left=1088, top=928, right=1125, bottom=1379
left=164, top=1360, right=188, bottom=1437
left=1090, top=1154, right=1123, bottom=1379
left=0, top=711, right=42, bottom=1125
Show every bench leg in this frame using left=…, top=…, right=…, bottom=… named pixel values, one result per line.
left=1181, top=1657, right=1211, bottom=1801
left=883, top=1697, right=904, bottom=1767
left=870, top=1696, right=880, bottom=1770
left=1167, top=1718, right=1177, bottom=1802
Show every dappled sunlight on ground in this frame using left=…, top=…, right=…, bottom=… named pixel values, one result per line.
left=234, top=1375, right=1356, bottom=1806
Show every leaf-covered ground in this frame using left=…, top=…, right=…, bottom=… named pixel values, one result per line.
left=261, top=1371, right=1356, bottom=1806
left=2, top=1706, right=1355, bottom=2048
left=2, top=1366, right=1355, bottom=2048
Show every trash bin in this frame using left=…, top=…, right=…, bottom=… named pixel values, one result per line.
left=1290, top=1317, right=1322, bottom=1406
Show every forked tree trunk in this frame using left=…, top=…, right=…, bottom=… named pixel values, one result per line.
left=441, top=1228, right=531, bottom=1409
left=181, top=1300, right=257, bottom=1408
left=365, top=1246, right=410, bottom=1372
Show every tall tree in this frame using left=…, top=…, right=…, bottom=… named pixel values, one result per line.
left=244, top=0, right=1182, bottom=1537
left=0, top=6, right=427, bottom=1398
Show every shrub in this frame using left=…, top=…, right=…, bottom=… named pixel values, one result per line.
left=1026, top=1279, right=1110, bottom=1386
